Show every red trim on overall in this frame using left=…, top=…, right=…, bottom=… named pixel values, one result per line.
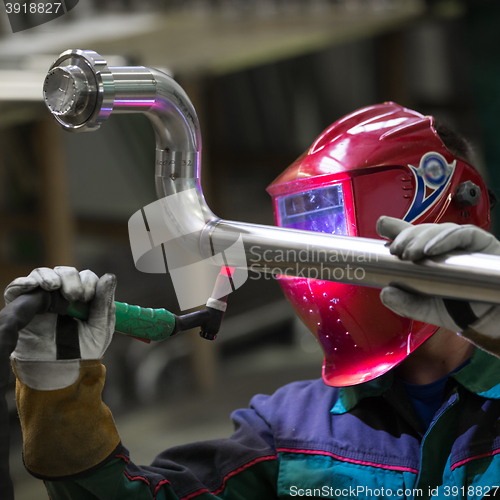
left=123, top=470, right=150, bottom=486
left=116, top=454, right=130, bottom=463
left=180, top=488, right=210, bottom=500
left=451, top=448, right=500, bottom=471
left=154, top=479, right=173, bottom=499
left=178, top=454, right=277, bottom=500
left=277, top=448, right=419, bottom=474
left=123, top=465, right=172, bottom=499
left=212, top=455, right=277, bottom=495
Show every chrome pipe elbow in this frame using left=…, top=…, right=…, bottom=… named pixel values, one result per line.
left=44, top=50, right=215, bottom=257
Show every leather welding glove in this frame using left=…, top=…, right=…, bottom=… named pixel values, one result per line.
left=376, top=216, right=500, bottom=354
left=5, top=266, right=122, bottom=479
left=6, top=266, right=116, bottom=390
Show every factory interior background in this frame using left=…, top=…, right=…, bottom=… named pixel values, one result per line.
left=0, top=0, right=498, bottom=497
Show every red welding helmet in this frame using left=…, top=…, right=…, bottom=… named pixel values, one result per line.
left=267, top=102, right=490, bottom=387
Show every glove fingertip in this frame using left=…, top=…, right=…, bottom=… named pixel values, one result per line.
left=376, top=216, right=407, bottom=240
left=4, top=278, right=39, bottom=304
left=80, top=269, right=99, bottom=303
left=380, top=285, right=424, bottom=319
left=422, top=242, right=441, bottom=257
left=99, top=273, right=117, bottom=292
left=80, top=269, right=99, bottom=280
left=421, top=225, right=462, bottom=257
left=380, top=286, right=403, bottom=309
left=375, top=216, right=390, bottom=238
left=91, top=273, right=117, bottom=315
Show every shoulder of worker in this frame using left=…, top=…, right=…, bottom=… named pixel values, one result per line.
left=243, top=378, right=339, bottom=431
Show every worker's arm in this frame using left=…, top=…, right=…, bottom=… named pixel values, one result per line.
left=377, top=217, right=500, bottom=356
left=5, top=267, right=121, bottom=478
left=43, top=405, right=279, bottom=500
left=5, top=267, right=279, bottom=500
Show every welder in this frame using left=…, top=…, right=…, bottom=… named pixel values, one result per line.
left=5, top=102, right=500, bottom=499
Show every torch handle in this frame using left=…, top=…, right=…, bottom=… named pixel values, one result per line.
left=64, top=299, right=177, bottom=342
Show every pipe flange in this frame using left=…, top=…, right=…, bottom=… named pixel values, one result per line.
left=43, top=49, right=114, bottom=132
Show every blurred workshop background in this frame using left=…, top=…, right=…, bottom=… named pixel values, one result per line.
left=0, top=0, right=499, bottom=498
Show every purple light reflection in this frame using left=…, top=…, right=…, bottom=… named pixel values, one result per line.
left=114, top=100, right=156, bottom=107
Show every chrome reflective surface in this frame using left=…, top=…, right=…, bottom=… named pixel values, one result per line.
left=44, top=50, right=500, bottom=305
left=44, top=49, right=113, bottom=131
left=44, top=50, right=214, bottom=245
left=204, top=220, right=500, bottom=304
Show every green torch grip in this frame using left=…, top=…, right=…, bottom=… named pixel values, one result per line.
left=114, top=302, right=176, bottom=341
left=64, top=300, right=177, bottom=342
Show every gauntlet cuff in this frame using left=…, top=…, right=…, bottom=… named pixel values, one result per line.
left=12, top=359, right=121, bottom=479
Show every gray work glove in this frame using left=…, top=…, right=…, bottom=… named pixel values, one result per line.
left=376, top=216, right=500, bottom=340
left=5, top=266, right=116, bottom=390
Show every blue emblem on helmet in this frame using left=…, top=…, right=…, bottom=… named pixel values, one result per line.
left=403, top=152, right=455, bottom=223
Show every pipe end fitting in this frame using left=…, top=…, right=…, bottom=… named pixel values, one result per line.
left=44, top=66, right=90, bottom=117
left=43, top=49, right=114, bottom=132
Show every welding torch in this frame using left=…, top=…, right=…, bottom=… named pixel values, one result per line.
left=7, top=269, right=232, bottom=343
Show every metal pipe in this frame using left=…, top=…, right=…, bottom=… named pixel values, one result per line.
left=204, top=219, right=500, bottom=304
left=43, top=50, right=500, bottom=304
left=44, top=49, right=214, bottom=239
